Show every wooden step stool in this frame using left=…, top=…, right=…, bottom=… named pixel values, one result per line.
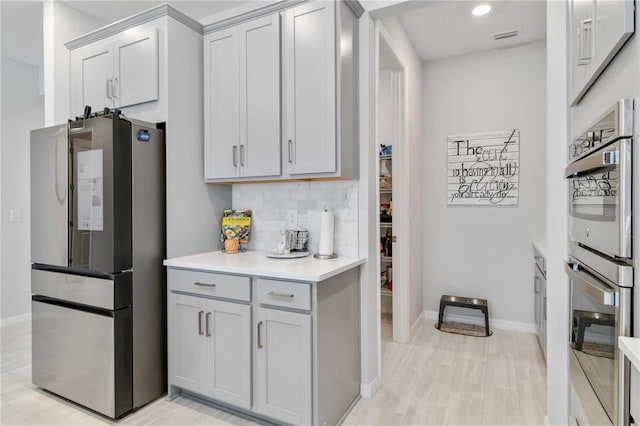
left=437, top=295, right=490, bottom=337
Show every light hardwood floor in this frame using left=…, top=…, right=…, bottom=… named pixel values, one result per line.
left=344, top=319, right=547, bottom=426
left=1, top=317, right=546, bottom=425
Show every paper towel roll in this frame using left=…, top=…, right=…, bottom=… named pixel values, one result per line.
left=318, top=208, right=334, bottom=256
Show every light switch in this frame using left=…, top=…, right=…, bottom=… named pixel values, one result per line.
left=9, top=209, right=21, bottom=222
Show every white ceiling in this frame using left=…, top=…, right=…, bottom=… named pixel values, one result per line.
left=395, top=0, right=547, bottom=62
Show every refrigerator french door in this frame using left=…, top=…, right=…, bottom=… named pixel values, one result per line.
left=30, top=113, right=166, bottom=418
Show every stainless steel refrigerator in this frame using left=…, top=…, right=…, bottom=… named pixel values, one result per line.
left=30, top=112, right=166, bottom=418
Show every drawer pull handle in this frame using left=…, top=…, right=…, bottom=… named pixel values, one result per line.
left=268, top=291, right=294, bottom=298
left=194, top=281, right=216, bottom=287
left=198, top=310, right=204, bottom=335
left=206, top=312, right=211, bottom=337
left=257, top=321, right=263, bottom=348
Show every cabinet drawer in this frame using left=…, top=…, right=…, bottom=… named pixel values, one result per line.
left=257, top=279, right=311, bottom=311
left=169, top=269, right=250, bottom=302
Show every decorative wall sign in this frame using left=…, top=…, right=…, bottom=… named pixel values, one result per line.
left=447, top=129, right=520, bottom=206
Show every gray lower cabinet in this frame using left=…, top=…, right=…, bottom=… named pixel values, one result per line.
left=170, top=293, right=251, bottom=409
left=167, top=266, right=360, bottom=425
left=255, top=307, right=312, bottom=425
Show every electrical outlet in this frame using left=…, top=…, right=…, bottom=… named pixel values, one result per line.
left=9, top=209, right=21, bottom=222
left=287, top=210, right=297, bottom=227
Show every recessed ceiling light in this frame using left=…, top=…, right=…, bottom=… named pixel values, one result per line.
left=472, top=4, right=492, bottom=16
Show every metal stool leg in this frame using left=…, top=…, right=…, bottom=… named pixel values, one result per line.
left=483, top=307, right=490, bottom=336
left=437, top=302, right=446, bottom=330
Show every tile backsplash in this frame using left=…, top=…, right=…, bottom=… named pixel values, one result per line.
left=232, top=180, right=359, bottom=257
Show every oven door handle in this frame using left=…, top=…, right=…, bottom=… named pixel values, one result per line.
left=565, top=262, right=616, bottom=305
left=565, top=148, right=619, bottom=177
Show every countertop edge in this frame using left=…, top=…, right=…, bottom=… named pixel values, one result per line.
left=163, top=253, right=366, bottom=282
left=618, top=336, right=640, bottom=370
left=532, top=240, right=548, bottom=259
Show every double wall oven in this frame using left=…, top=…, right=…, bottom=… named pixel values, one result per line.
left=565, top=99, right=633, bottom=426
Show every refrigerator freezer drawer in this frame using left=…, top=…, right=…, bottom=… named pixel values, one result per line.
left=31, top=299, right=132, bottom=418
left=31, top=268, right=131, bottom=310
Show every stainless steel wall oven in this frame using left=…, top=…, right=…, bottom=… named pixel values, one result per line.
left=566, top=99, right=633, bottom=260
left=565, top=99, right=633, bottom=426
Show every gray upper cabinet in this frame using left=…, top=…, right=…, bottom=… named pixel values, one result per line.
left=204, top=14, right=281, bottom=181
left=203, top=0, right=360, bottom=183
left=569, top=0, right=634, bottom=105
left=283, top=1, right=359, bottom=179
left=284, top=2, right=336, bottom=176
left=69, top=28, right=159, bottom=116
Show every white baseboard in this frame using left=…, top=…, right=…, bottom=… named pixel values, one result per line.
left=1, top=312, right=30, bottom=327
left=409, top=313, right=422, bottom=338
left=423, top=310, right=536, bottom=334
left=360, top=375, right=380, bottom=399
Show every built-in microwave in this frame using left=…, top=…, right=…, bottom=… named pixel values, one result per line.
left=566, top=99, right=633, bottom=259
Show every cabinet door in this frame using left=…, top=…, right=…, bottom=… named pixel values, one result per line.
left=569, top=0, right=594, bottom=103
left=202, top=299, right=251, bottom=410
left=255, top=307, right=311, bottom=426
left=70, top=42, right=113, bottom=117
left=284, top=2, right=336, bottom=175
left=204, top=27, right=240, bottom=180
left=592, top=0, right=634, bottom=73
left=239, top=15, right=281, bottom=178
left=170, top=293, right=206, bottom=394
left=113, top=28, right=159, bottom=109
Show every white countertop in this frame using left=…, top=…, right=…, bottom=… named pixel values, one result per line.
left=619, top=336, right=640, bottom=371
left=164, top=250, right=365, bottom=282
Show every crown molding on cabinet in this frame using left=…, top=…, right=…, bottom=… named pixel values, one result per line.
left=203, top=0, right=305, bottom=34
left=203, top=0, right=364, bottom=34
left=345, top=0, right=365, bottom=17
left=64, top=3, right=203, bottom=50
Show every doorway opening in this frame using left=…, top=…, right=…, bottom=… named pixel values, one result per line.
left=376, top=24, right=409, bottom=345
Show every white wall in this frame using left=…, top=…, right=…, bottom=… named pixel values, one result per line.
left=357, top=12, right=379, bottom=395
left=43, top=1, right=104, bottom=125
left=546, top=2, right=569, bottom=423
left=422, top=40, right=546, bottom=326
left=0, top=2, right=103, bottom=321
left=0, top=58, right=44, bottom=320
left=379, top=16, right=424, bottom=331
